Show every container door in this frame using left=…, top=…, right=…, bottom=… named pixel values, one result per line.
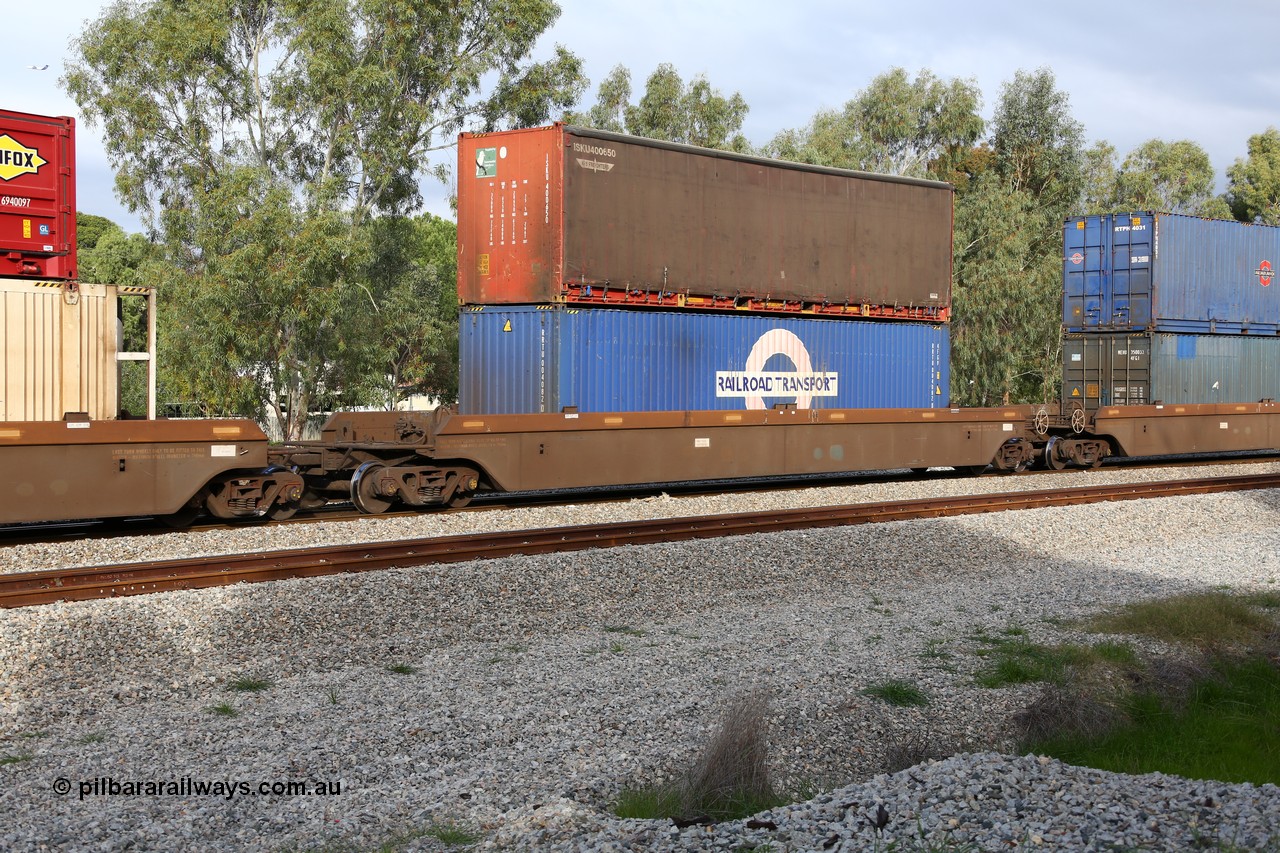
left=1063, top=215, right=1108, bottom=331
left=1106, top=214, right=1154, bottom=330
left=1108, top=333, right=1152, bottom=405
left=1063, top=334, right=1152, bottom=410
left=1063, top=335, right=1102, bottom=410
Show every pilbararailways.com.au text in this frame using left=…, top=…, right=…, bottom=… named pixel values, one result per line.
left=53, top=776, right=342, bottom=801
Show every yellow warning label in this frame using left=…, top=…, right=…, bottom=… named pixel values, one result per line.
left=477, top=254, right=490, bottom=276
left=502, top=320, right=512, bottom=332
left=1071, top=387, right=1081, bottom=397
left=22, top=219, right=31, bottom=239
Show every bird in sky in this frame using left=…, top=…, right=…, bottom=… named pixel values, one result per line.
left=26, top=65, right=49, bottom=71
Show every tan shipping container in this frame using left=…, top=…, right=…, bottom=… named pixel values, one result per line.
left=1, top=279, right=119, bottom=420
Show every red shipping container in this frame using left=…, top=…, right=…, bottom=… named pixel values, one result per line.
left=456, top=124, right=952, bottom=320
left=0, top=110, right=76, bottom=280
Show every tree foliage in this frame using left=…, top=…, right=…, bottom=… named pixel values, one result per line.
left=66, top=0, right=581, bottom=437
left=76, top=212, right=157, bottom=288
left=566, top=63, right=749, bottom=150
left=951, top=68, right=1084, bottom=406
left=1226, top=127, right=1280, bottom=225
left=1077, top=141, right=1119, bottom=215
left=1113, top=139, right=1217, bottom=215
left=767, top=68, right=983, bottom=178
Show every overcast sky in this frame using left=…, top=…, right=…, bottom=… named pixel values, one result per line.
left=4, top=1, right=1276, bottom=233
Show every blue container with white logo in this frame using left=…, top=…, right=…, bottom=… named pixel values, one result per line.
left=458, top=305, right=949, bottom=414
left=1063, top=212, right=1280, bottom=334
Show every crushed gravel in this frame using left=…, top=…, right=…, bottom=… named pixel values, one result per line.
left=1, top=463, right=1277, bottom=851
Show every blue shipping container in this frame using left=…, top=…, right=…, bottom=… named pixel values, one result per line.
left=459, top=306, right=949, bottom=414
left=1063, top=212, right=1280, bottom=334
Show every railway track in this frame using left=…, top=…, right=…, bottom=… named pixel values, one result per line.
left=4, top=472, right=1277, bottom=608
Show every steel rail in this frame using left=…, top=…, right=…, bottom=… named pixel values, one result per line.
left=4, top=473, right=1278, bottom=608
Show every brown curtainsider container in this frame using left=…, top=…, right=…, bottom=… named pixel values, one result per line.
left=457, top=125, right=953, bottom=320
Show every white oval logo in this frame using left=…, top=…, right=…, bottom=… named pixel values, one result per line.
left=714, top=329, right=839, bottom=409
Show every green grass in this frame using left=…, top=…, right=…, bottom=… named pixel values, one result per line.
left=973, top=634, right=1137, bottom=688
left=386, top=664, right=417, bottom=675
left=0, top=753, right=32, bottom=765
left=228, top=676, right=273, bottom=692
left=425, top=821, right=479, bottom=847
left=1030, top=654, right=1280, bottom=785
left=615, top=783, right=684, bottom=819
left=616, top=781, right=788, bottom=823
left=1086, top=592, right=1275, bottom=650
left=1010, top=592, right=1280, bottom=786
left=209, top=702, right=238, bottom=717
left=604, top=625, right=645, bottom=636
left=861, top=679, right=930, bottom=707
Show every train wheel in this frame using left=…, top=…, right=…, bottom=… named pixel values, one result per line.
left=351, top=462, right=394, bottom=514
left=1043, top=437, right=1069, bottom=471
left=960, top=464, right=988, bottom=476
left=448, top=492, right=473, bottom=509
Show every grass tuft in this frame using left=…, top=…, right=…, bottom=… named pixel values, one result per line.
left=209, top=703, right=238, bottom=717
left=228, top=676, right=273, bottom=693
left=615, top=690, right=786, bottom=823
left=386, top=664, right=418, bottom=675
left=861, top=679, right=930, bottom=707
left=973, top=635, right=1133, bottom=689
left=425, top=821, right=479, bottom=847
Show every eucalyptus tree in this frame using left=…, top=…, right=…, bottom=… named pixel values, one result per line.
left=1078, top=141, right=1119, bottom=215
left=1113, top=139, right=1217, bottom=214
left=766, top=67, right=983, bottom=178
left=566, top=63, right=750, bottom=151
left=65, top=0, right=583, bottom=438
left=952, top=68, right=1085, bottom=406
left=1226, top=127, right=1280, bottom=225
